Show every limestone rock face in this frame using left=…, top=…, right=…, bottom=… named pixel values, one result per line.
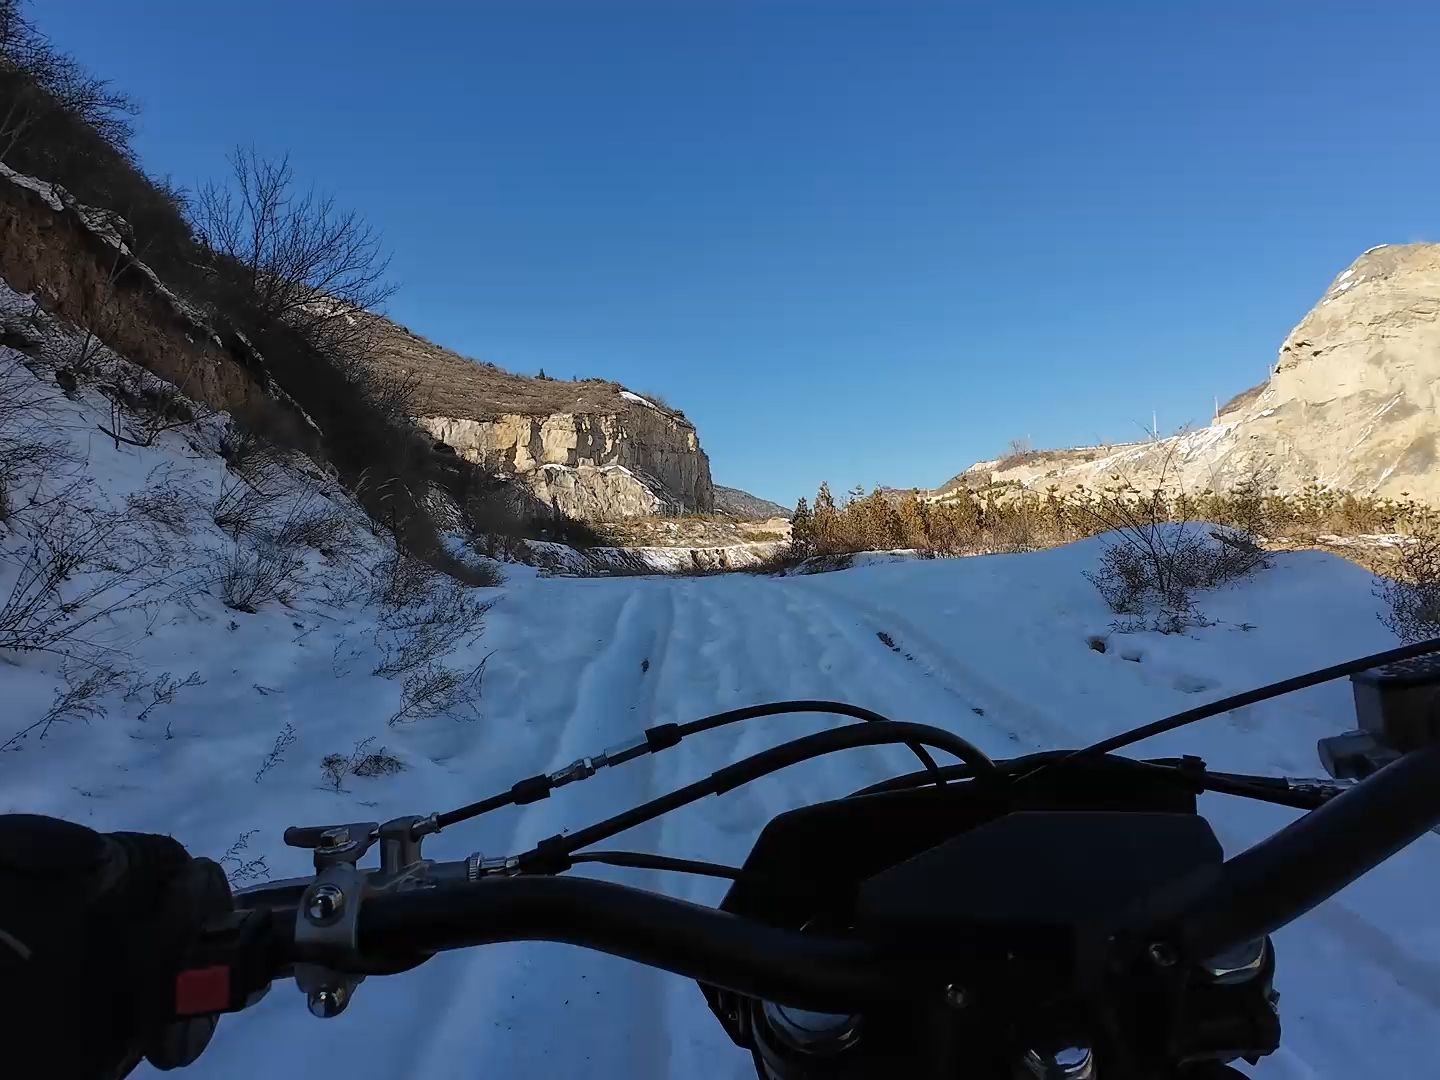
left=419, top=408, right=714, bottom=520
left=943, top=243, right=1440, bottom=501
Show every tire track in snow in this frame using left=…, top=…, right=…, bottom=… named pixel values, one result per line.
left=410, top=582, right=685, bottom=1080
left=793, top=575, right=1076, bottom=751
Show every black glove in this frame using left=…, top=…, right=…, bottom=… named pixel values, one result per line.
left=0, top=815, right=233, bottom=1079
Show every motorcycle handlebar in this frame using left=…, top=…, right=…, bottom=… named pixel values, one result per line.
left=355, top=875, right=909, bottom=1010
left=238, top=743, right=1440, bottom=1012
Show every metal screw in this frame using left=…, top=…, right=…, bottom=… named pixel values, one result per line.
left=318, top=827, right=348, bottom=849
left=1021, top=1045, right=1095, bottom=1080
left=1203, top=937, right=1267, bottom=984
left=307, top=985, right=351, bottom=1018
left=1148, top=941, right=1179, bottom=968
left=943, top=983, right=969, bottom=1009
left=306, top=883, right=345, bottom=923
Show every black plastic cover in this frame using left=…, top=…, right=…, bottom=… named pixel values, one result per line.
left=855, top=810, right=1222, bottom=944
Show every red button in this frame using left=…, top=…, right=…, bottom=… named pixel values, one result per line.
left=175, top=965, right=231, bottom=1015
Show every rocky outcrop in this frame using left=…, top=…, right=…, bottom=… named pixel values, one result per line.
left=525, top=539, right=785, bottom=576
left=419, top=407, right=713, bottom=520
left=942, top=243, right=1440, bottom=502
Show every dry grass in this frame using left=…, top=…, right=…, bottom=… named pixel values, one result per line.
left=0, top=661, right=126, bottom=752
left=791, top=475, right=1433, bottom=564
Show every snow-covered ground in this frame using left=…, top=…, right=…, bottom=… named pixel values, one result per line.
left=3, top=289, right=1439, bottom=1077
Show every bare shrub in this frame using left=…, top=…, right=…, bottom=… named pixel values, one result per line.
left=997, top=436, right=1039, bottom=469
left=353, top=745, right=404, bottom=777
left=124, top=471, right=195, bottom=535
left=96, top=363, right=218, bottom=450
left=1375, top=512, right=1440, bottom=643
left=212, top=475, right=277, bottom=540
left=254, top=721, right=296, bottom=783
left=369, top=548, right=438, bottom=611
left=373, top=580, right=494, bottom=679
left=389, top=654, right=491, bottom=726
left=0, top=495, right=180, bottom=659
left=0, top=661, right=125, bottom=751
left=194, top=146, right=394, bottom=349
left=268, top=493, right=353, bottom=553
left=0, top=0, right=138, bottom=160
left=215, top=541, right=305, bottom=613
left=215, top=421, right=286, bottom=478
left=319, top=752, right=350, bottom=791
left=320, top=736, right=404, bottom=791
left=0, top=434, right=69, bottom=525
left=133, top=670, right=204, bottom=725
left=1078, top=481, right=1269, bottom=632
left=218, top=830, right=270, bottom=886
left=0, top=351, right=71, bottom=523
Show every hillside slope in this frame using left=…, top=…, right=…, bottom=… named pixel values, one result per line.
left=942, top=243, right=1440, bottom=502
left=712, top=484, right=791, bottom=520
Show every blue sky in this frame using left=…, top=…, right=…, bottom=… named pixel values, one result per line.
left=44, top=1, right=1440, bottom=506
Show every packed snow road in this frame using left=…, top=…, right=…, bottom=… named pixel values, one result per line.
left=12, top=546, right=1440, bottom=1078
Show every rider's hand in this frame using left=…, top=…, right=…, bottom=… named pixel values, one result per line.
left=0, top=814, right=233, bottom=1078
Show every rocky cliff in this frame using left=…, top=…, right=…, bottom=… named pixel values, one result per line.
left=368, top=318, right=714, bottom=519
left=941, top=243, right=1440, bottom=502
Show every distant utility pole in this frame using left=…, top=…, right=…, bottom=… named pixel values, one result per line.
left=1152, top=410, right=1158, bottom=439
left=1213, top=396, right=1219, bottom=423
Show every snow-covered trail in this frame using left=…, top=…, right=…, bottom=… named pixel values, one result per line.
left=104, top=547, right=1440, bottom=1080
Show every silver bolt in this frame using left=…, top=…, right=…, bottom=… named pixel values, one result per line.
left=307, top=985, right=351, bottom=1018
left=306, top=883, right=345, bottom=923
left=1021, top=1044, right=1095, bottom=1080
left=318, top=827, right=348, bottom=849
left=1203, top=937, right=1267, bottom=984
left=1147, top=941, right=1178, bottom=968
left=943, top=983, right=969, bottom=1009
